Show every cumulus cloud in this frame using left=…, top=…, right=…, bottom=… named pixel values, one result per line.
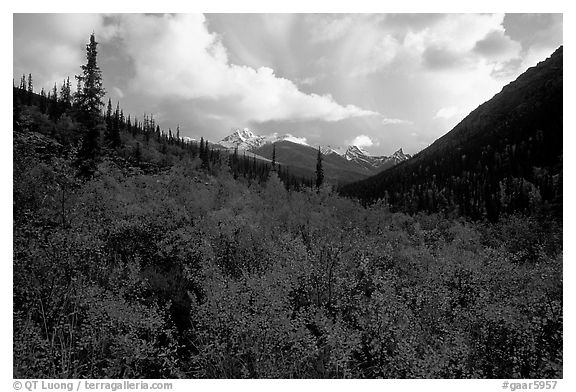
left=473, top=30, right=522, bottom=62
left=117, top=14, right=378, bottom=124
left=308, top=14, right=524, bottom=78
left=350, top=135, right=377, bottom=148
left=403, top=14, right=522, bottom=73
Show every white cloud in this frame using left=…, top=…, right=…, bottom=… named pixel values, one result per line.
left=13, top=14, right=112, bottom=90
left=118, top=14, right=378, bottom=124
left=313, top=14, right=524, bottom=79
left=350, top=135, right=377, bottom=148
left=434, top=106, right=460, bottom=119
left=382, top=118, right=412, bottom=125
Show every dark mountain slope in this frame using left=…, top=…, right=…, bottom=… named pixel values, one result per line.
left=340, top=46, right=563, bottom=221
left=253, top=140, right=375, bottom=184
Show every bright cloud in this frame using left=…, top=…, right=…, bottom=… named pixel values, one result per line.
left=350, top=135, right=377, bottom=148
left=382, top=118, right=412, bottom=125
left=434, top=106, right=460, bottom=119
left=117, top=14, right=379, bottom=124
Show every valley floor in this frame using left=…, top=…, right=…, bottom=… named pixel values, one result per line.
left=13, top=140, right=562, bottom=378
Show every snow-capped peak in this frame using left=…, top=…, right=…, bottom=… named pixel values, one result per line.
left=344, top=145, right=370, bottom=161
left=219, top=128, right=265, bottom=150
left=182, top=136, right=197, bottom=143
left=264, top=133, right=309, bottom=147
left=219, top=128, right=309, bottom=150
left=391, top=148, right=410, bottom=162
left=320, top=146, right=345, bottom=156
left=235, top=128, right=257, bottom=141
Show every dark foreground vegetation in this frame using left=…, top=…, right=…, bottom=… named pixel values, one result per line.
left=13, top=34, right=562, bottom=379
left=13, top=110, right=563, bottom=378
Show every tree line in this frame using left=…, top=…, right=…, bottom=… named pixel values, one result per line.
left=14, top=33, right=323, bottom=190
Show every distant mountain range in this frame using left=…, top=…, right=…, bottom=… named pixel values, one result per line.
left=219, top=128, right=309, bottom=151
left=216, top=128, right=410, bottom=183
left=340, top=46, right=563, bottom=221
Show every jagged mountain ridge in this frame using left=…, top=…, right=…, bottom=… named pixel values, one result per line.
left=342, top=145, right=410, bottom=172
left=219, top=128, right=308, bottom=151
left=218, top=128, right=410, bottom=176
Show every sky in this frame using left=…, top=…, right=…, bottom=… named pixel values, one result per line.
left=13, top=13, right=563, bottom=156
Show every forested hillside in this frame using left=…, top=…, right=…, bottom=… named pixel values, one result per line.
left=340, top=47, right=563, bottom=222
left=13, top=34, right=562, bottom=379
left=253, top=141, right=373, bottom=184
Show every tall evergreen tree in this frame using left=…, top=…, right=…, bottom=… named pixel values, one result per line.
left=315, top=146, right=324, bottom=190
left=75, top=33, right=106, bottom=178
left=272, top=143, right=277, bottom=170
left=27, top=73, right=33, bottom=105
left=75, top=34, right=105, bottom=126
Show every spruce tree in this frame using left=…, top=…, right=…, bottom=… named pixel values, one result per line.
left=75, top=33, right=106, bottom=178
left=59, top=77, right=71, bottom=109
left=52, top=83, right=58, bottom=102
left=315, top=146, right=324, bottom=190
left=272, top=143, right=276, bottom=170
left=27, top=73, right=33, bottom=105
